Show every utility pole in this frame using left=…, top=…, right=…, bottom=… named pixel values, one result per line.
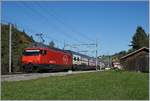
left=9, top=23, right=12, bottom=73
left=107, top=52, right=110, bottom=68
left=63, top=42, right=70, bottom=50
left=96, top=38, right=98, bottom=70
left=63, top=40, right=66, bottom=50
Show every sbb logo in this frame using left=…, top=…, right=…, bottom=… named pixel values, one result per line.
left=63, top=55, right=68, bottom=64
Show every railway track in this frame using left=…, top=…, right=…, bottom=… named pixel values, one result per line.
left=1, top=70, right=102, bottom=82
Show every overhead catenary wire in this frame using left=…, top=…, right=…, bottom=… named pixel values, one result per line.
left=3, top=2, right=98, bottom=56
left=35, top=2, right=98, bottom=54
left=20, top=2, right=65, bottom=43
left=21, top=2, right=82, bottom=44
left=2, top=20, right=97, bottom=57
left=18, top=2, right=94, bottom=50
left=1, top=20, right=41, bottom=41
left=36, top=2, right=94, bottom=43
left=4, top=2, right=66, bottom=47
left=2, top=20, right=63, bottom=48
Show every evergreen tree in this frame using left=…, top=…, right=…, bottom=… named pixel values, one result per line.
left=30, top=35, right=34, bottom=42
left=130, top=26, right=149, bottom=50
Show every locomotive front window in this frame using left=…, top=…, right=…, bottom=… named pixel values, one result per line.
left=23, top=50, right=40, bottom=56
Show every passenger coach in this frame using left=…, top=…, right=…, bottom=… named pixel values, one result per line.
left=66, top=50, right=97, bottom=70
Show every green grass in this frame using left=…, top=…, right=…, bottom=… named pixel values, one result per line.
left=1, top=71, right=149, bottom=100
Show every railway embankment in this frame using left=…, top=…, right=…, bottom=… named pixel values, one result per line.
left=1, top=70, right=101, bottom=81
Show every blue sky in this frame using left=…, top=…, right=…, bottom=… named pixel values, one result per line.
left=2, top=1, right=149, bottom=56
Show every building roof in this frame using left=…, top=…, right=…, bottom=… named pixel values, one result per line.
left=120, top=47, right=149, bottom=60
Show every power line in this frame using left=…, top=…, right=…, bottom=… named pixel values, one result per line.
left=1, top=19, right=64, bottom=49
left=4, top=2, right=98, bottom=54
left=21, top=2, right=81, bottom=44
left=36, top=2, right=94, bottom=43
left=2, top=19, right=35, bottom=36
left=6, top=2, right=67, bottom=47
left=12, top=2, right=95, bottom=50
left=64, top=38, right=99, bottom=69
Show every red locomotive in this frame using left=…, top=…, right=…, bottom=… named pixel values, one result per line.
left=22, top=43, right=98, bottom=72
left=22, top=43, right=72, bottom=72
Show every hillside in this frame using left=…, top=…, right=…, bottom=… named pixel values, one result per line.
left=1, top=24, right=34, bottom=74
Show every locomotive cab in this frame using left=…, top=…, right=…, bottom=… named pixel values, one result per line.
left=22, top=48, right=47, bottom=72
left=22, top=49, right=46, bottom=63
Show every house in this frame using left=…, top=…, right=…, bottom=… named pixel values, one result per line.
left=112, top=61, right=122, bottom=69
left=120, top=47, right=149, bottom=72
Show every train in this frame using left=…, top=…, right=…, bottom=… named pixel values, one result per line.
left=21, top=43, right=101, bottom=72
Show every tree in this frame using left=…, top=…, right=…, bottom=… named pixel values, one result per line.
left=30, top=35, right=34, bottom=42
left=127, top=48, right=135, bottom=54
left=1, top=24, right=34, bottom=74
left=130, top=26, right=149, bottom=50
left=49, top=41, right=55, bottom=47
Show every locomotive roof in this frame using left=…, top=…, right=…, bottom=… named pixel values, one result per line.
left=27, top=43, right=96, bottom=60
left=26, top=42, right=70, bottom=54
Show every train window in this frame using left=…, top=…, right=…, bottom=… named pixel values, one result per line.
left=44, top=50, right=47, bottom=55
left=74, top=57, right=76, bottom=61
left=77, top=57, right=79, bottom=61
left=41, top=50, right=47, bottom=55
left=23, top=50, right=40, bottom=56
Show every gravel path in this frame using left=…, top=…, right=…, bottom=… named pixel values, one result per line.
left=1, top=70, right=102, bottom=82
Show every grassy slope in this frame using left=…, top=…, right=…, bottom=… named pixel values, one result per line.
left=1, top=24, right=34, bottom=73
left=1, top=71, right=149, bottom=100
